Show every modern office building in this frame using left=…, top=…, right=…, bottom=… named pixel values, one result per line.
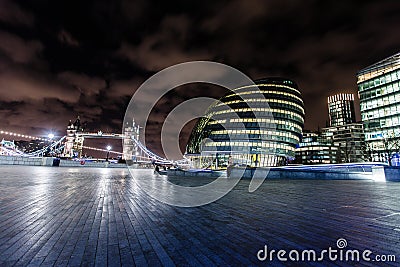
left=296, top=92, right=365, bottom=164
left=321, top=123, right=365, bottom=163
left=295, top=131, right=339, bottom=164
left=357, top=52, right=400, bottom=163
left=328, top=93, right=356, bottom=126
left=186, top=78, right=305, bottom=168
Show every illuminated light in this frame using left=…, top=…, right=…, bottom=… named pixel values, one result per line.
left=212, top=108, right=304, bottom=122
left=233, top=83, right=302, bottom=95
left=216, top=98, right=305, bottom=113
left=187, top=78, right=305, bottom=167
left=225, top=90, right=304, bottom=103
left=357, top=53, right=400, bottom=163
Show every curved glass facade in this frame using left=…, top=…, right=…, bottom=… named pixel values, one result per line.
left=186, top=78, right=305, bottom=167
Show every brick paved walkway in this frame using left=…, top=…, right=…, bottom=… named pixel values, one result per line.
left=0, top=166, right=399, bottom=266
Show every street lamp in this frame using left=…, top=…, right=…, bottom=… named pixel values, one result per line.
left=48, top=133, right=55, bottom=140
left=46, top=133, right=55, bottom=157
left=106, top=145, right=111, bottom=161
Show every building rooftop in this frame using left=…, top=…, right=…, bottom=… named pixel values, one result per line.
left=357, top=52, right=400, bottom=83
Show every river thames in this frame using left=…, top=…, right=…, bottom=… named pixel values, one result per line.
left=0, top=166, right=399, bottom=266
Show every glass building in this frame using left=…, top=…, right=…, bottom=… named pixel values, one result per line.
left=328, top=93, right=356, bottom=126
left=322, top=93, right=365, bottom=163
left=295, top=131, right=338, bottom=164
left=186, top=78, right=305, bottom=168
left=321, top=123, right=365, bottom=163
left=357, top=52, right=400, bottom=163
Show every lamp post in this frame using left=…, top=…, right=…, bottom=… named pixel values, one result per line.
left=46, top=133, right=55, bottom=157
left=48, top=133, right=55, bottom=140
left=106, top=145, right=111, bottom=161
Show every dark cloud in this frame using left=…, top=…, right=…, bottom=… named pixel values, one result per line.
left=57, top=30, right=80, bottom=47
left=57, top=71, right=106, bottom=96
left=0, top=0, right=34, bottom=27
left=117, top=15, right=212, bottom=71
left=0, top=99, right=73, bottom=138
left=0, top=30, right=43, bottom=64
left=0, top=0, right=399, bottom=156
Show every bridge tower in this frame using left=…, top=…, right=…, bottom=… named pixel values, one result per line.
left=62, top=116, right=84, bottom=158
left=63, top=120, right=76, bottom=157
left=123, top=119, right=140, bottom=162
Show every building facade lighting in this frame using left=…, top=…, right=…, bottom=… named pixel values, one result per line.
left=186, top=78, right=305, bottom=168
left=357, top=51, right=400, bottom=164
left=327, top=93, right=356, bottom=127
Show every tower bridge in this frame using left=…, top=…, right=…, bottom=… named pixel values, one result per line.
left=62, top=116, right=140, bottom=161
left=0, top=117, right=189, bottom=166
left=61, top=116, right=185, bottom=165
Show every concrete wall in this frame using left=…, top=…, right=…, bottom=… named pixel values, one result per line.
left=1, top=155, right=398, bottom=179
left=166, top=165, right=396, bottom=181
left=0, top=155, right=126, bottom=168
left=229, top=167, right=373, bottom=180
left=167, top=169, right=226, bottom=178
left=0, top=155, right=53, bottom=166
left=384, top=167, right=400, bottom=181
left=229, top=165, right=400, bottom=181
left=59, top=159, right=126, bottom=168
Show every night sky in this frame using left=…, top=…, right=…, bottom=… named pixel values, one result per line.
left=0, top=0, right=399, bottom=154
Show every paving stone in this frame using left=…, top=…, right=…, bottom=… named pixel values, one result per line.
left=0, top=166, right=399, bottom=266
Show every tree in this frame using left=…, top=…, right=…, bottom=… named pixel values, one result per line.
left=381, top=130, right=400, bottom=166
left=337, top=140, right=353, bottom=163
left=360, top=142, right=374, bottom=162
left=363, top=120, right=400, bottom=166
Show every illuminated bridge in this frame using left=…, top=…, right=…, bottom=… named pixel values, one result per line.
left=0, top=118, right=188, bottom=166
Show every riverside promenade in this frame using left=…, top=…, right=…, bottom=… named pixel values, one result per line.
left=0, top=166, right=399, bottom=266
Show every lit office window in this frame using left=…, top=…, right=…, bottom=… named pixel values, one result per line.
left=186, top=78, right=305, bottom=167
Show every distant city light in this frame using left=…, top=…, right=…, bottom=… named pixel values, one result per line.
left=0, top=130, right=48, bottom=141
left=48, top=133, right=55, bottom=139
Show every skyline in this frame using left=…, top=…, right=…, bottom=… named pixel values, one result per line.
left=0, top=0, right=400, bottom=154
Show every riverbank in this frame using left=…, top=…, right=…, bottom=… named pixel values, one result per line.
left=167, top=163, right=400, bottom=182
left=230, top=164, right=400, bottom=182
left=2, top=155, right=399, bottom=181
left=0, top=155, right=127, bottom=168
